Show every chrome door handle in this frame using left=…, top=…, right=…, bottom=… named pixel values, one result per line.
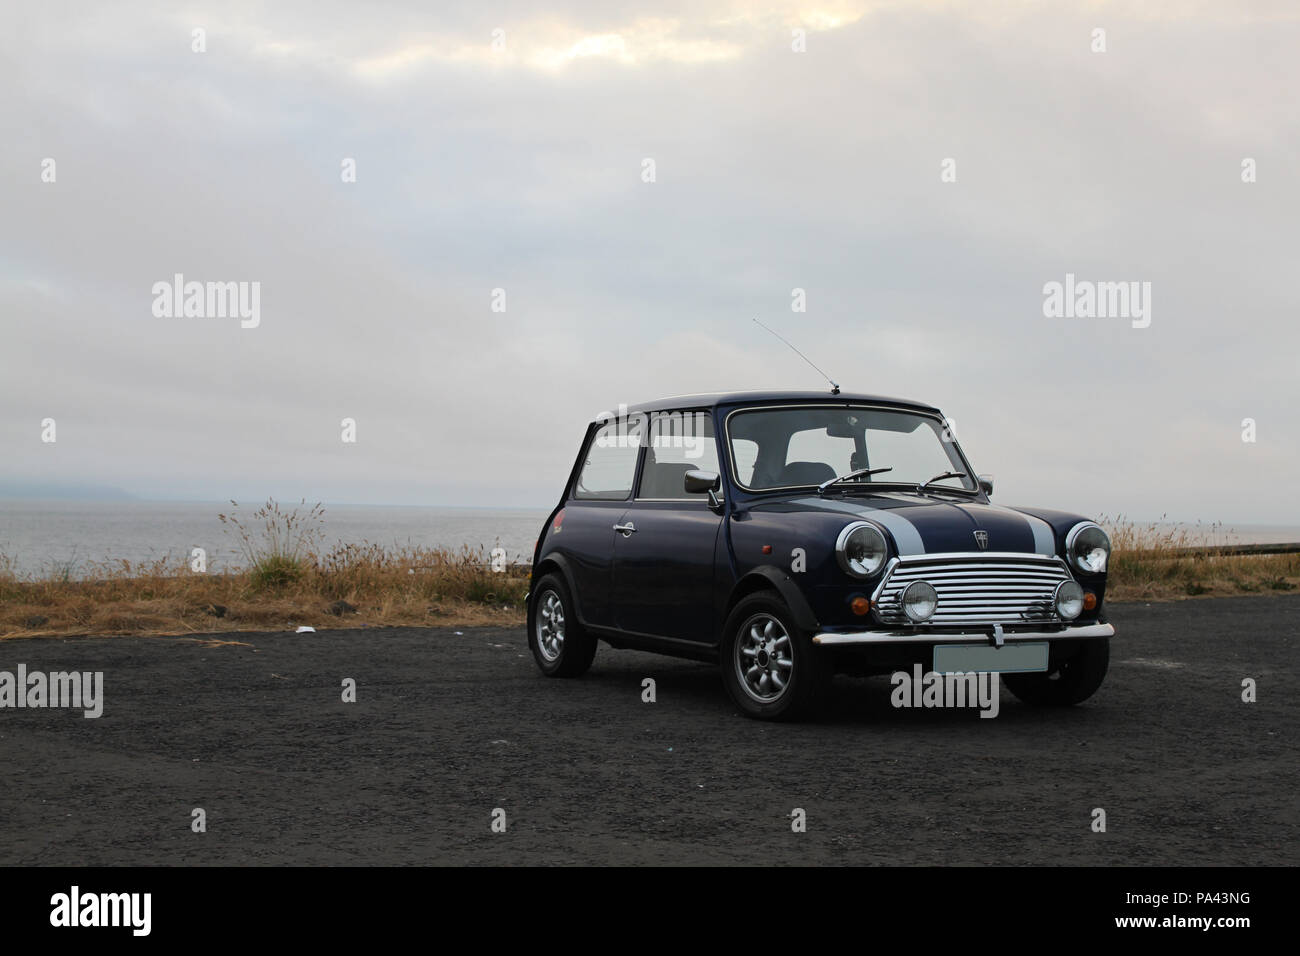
left=613, top=522, right=636, bottom=536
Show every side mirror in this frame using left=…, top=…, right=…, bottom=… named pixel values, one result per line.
left=978, top=475, right=994, bottom=496
left=684, top=470, right=720, bottom=493
left=685, top=469, right=722, bottom=509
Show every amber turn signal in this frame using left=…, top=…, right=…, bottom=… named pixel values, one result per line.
left=851, top=597, right=871, bottom=616
left=1083, top=591, right=1097, bottom=611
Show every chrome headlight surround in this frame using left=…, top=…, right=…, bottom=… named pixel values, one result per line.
left=835, top=521, right=888, bottom=579
left=1065, top=521, right=1111, bottom=574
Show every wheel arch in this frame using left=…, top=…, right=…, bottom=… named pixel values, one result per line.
left=530, top=553, right=585, bottom=622
left=722, top=566, right=819, bottom=636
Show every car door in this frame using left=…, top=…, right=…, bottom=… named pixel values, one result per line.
left=563, top=424, right=641, bottom=629
left=612, top=409, right=724, bottom=643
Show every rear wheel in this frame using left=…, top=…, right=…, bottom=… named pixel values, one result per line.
left=528, top=573, right=596, bottom=677
left=1002, top=638, right=1109, bottom=705
left=720, top=592, right=829, bottom=720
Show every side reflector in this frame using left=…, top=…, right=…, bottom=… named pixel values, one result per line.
left=761, top=545, right=772, bottom=554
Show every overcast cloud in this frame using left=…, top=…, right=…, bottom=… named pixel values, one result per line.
left=2, top=1, right=1297, bottom=522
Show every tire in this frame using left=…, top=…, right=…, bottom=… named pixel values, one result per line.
left=528, top=573, right=597, bottom=677
left=720, top=592, right=830, bottom=721
left=1002, top=638, right=1109, bottom=706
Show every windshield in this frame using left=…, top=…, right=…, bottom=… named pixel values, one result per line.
left=727, top=405, right=976, bottom=492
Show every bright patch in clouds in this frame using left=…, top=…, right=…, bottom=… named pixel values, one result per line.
left=343, top=4, right=873, bottom=80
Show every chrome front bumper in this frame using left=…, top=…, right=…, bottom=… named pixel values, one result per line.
left=812, top=622, right=1114, bottom=647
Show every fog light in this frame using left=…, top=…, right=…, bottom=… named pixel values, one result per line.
left=851, top=596, right=871, bottom=616
left=1055, top=581, right=1084, bottom=620
left=901, top=581, right=938, bottom=623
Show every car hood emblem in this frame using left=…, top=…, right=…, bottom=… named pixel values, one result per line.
left=973, top=530, right=989, bottom=549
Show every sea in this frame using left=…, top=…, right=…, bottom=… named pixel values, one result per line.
left=0, top=499, right=1297, bottom=580
left=0, top=500, right=552, bottom=579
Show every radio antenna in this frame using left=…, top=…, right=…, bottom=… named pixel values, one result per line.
left=752, top=318, right=840, bottom=394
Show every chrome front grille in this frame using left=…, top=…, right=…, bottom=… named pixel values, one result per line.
left=871, top=553, right=1072, bottom=626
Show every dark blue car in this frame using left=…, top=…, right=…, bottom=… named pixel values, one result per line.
left=528, top=390, right=1113, bottom=720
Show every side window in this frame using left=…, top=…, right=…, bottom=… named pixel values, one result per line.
left=637, top=411, right=720, bottom=500
left=573, top=432, right=639, bottom=500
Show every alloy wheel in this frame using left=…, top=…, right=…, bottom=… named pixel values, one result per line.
left=735, top=613, right=794, bottom=703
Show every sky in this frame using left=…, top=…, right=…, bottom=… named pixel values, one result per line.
left=2, top=0, right=1297, bottom=523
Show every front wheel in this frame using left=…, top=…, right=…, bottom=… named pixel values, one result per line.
left=720, top=593, right=829, bottom=721
left=528, top=573, right=597, bottom=677
left=1002, top=638, right=1109, bottom=705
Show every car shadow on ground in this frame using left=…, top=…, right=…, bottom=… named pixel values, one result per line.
left=576, top=652, right=1094, bottom=726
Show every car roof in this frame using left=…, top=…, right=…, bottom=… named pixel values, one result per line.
left=615, top=390, right=942, bottom=417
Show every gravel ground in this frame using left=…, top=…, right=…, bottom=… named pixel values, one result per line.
left=1, top=595, right=1295, bottom=865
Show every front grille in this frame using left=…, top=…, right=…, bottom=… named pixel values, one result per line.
left=872, top=553, right=1072, bottom=626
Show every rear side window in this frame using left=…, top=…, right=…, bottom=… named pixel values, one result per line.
left=573, top=431, right=640, bottom=500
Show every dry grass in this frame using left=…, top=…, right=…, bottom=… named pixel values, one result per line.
left=1, top=503, right=1295, bottom=640
left=0, top=550, right=529, bottom=639
left=1101, top=515, right=1299, bottom=602
left=0, top=499, right=529, bottom=640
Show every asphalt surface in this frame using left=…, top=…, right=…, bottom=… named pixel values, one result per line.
left=1, top=595, right=1296, bottom=865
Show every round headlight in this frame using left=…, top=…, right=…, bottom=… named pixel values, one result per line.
left=835, top=522, right=888, bottom=578
left=1054, top=580, right=1084, bottom=620
left=1066, top=522, right=1111, bottom=574
left=902, top=581, right=938, bottom=623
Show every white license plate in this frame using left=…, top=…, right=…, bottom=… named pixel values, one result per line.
left=933, top=641, right=1049, bottom=674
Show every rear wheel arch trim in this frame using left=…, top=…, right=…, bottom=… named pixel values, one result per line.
left=530, top=553, right=588, bottom=625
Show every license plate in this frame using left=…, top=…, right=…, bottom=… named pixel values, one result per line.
left=933, top=641, right=1049, bottom=674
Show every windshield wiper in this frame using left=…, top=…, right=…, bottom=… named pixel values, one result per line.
left=817, top=466, right=893, bottom=495
left=917, top=471, right=968, bottom=493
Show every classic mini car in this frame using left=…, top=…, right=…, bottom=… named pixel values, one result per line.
left=527, top=390, right=1114, bottom=720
